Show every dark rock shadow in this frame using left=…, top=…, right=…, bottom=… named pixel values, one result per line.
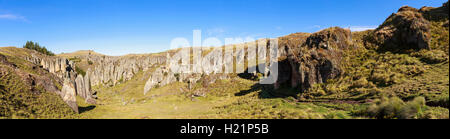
left=236, top=64, right=301, bottom=99
left=235, top=82, right=299, bottom=99
left=78, top=105, right=96, bottom=114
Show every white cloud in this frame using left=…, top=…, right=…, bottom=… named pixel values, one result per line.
left=0, top=14, right=27, bottom=21
left=349, top=26, right=378, bottom=32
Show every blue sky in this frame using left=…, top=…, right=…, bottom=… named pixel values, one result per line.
left=0, top=0, right=447, bottom=56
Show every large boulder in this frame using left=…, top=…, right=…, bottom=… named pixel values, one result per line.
left=275, top=27, right=352, bottom=93
left=373, top=6, right=432, bottom=51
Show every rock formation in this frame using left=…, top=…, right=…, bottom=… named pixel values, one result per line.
left=143, top=66, right=177, bottom=95
left=26, top=52, right=96, bottom=112
left=86, top=54, right=167, bottom=87
left=26, top=53, right=76, bottom=79
left=373, top=6, right=432, bottom=51
left=60, top=79, right=78, bottom=113
left=23, top=2, right=448, bottom=102
left=275, top=27, right=352, bottom=92
left=75, top=74, right=96, bottom=104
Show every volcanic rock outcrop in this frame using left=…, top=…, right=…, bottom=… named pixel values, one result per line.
left=85, top=54, right=167, bottom=87
left=60, top=78, right=78, bottom=113
left=275, top=27, right=352, bottom=92
left=372, top=6, right=432, bottom=51
left=26, top=52, right=96, bottom=112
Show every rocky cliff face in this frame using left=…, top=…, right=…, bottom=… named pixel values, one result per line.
left=26, top=53, right=76, bottom=79
left=26, top=52, right=96, bottom=112
left=82, top=54, right=167, bottom=87
left=275, top=27, right=352, bottom=92
left=142, top=28, right=352, bottom=95
left=35, top=2, right=448, bottom=100
left=372, top=6, right=433, bottom=51
left=60, top=78, right=78, bottom=113
left=143, top=48, right=226, bottom=95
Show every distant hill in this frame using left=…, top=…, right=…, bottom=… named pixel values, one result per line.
left=58, top=50, right=105, bottom=58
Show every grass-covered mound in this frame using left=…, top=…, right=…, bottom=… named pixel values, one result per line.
left=291, top=2, right=449, bottom=119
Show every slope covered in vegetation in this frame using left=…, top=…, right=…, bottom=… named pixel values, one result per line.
left=0, top=2, right=448, bottom=119
left=0, top=47, right=76, bottom=119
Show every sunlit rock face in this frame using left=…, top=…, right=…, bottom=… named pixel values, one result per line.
left=26, top=53, right=97, bottom=112
left=86, top=55, right=167, bottom=87
left=275, top=27, right=352, bottom=93
left=372, top=6, right=433, bottom=51
left=60, top=79, right=78, bottom=113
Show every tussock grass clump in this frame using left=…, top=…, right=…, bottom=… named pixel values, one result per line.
left=364, top=96, right=426, bottom=119
left=412, top=50, right=448, bottom=64
left=427, top=94, right=449, bottom=108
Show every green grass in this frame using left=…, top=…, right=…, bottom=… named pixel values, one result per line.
left=75, top=66, right=86, bottom=76
left=1, top=4, right=449, bottom=119
left=74, top=18, right=449, bottom=119
left=76, top=71, right=366, bottom=119
left=0, top=65, right=77, bottom=119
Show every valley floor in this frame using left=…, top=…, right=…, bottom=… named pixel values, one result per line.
left=77, top=74, right=356, bottom=119
left=77, top=62, right=449, bottom=119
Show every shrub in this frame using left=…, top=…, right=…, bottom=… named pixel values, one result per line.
left=369, top=72, right=396, bottom=86
left=351, top=77, right=369, bottom=88
left=23, top=41, right=55, bottom=56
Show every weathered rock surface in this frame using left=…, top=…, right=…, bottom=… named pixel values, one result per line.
left=26, top=53, right=76, bottom=79
left=373, top=6, right=432, bottom=51
left=143, top=66, right=177, bottom=95
left=275, top=27, right=352, bottom=92
left=26, top=52, right=97, bottom=111
left=60, top=79, right=78, bottom=113
left=86, top=54, right=167, bottom=87
left=26, top=2, right=448, bottom=100
left=75, top=74, right=95, bottom=104
left=143, top=47, right=233, bottom=95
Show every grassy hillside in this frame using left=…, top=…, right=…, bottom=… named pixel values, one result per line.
left=1, top=2, right=448, bottom=119
left=0, top=47, right=77, bottom=119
